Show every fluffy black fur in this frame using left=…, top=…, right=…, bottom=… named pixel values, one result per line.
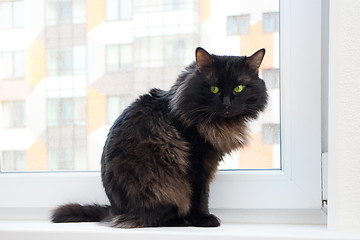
left=51, top=48, right=268, bottom=228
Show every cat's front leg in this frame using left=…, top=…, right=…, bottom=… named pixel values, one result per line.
left=189, top=181, right=220, bottom=227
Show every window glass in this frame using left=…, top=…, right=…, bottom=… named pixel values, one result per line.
left=73, top=46, right=86, bottom=75
left=262, top=68, right=279, bottom=89
left=14, top=51, right=25, bottom=77
left=107, top=96, right=121, bottom=124
left=0, top=52, right=13, bottom=79
left=106, top=0, right=120, bottom=21
left=13, top=1, right=24, bottom=28
left=58, top=0, right=72, bottom=24
left=74, top=98, right=86, bottom=126
left=2, top=102, right=13, bottom=128
left=1, top=151, right=26, bottom=171
left=0, top=0, right=280, bottom=172
left=46, top=0, right=57, bottom=25
left=47, top=99, right=60, bottom=126
left=119, top=44, right=132, bottom=71
left=227, top=15, right=250, bottom=35
left=61, top=98, right=73, bottom=125
left=73, top=0, right=86, bottom=24
left=14, top=101, right=25, bottom=127
left=119, top=0, right=132, bottom=20
left=107, top=96, right=132, bottom=124
left=263, top=12, right=279, bottom=33
left=0, top=2, right=12, bottom=28
left=46, top=49, right=58, bottom=76
left=2, top=101, right=25, bottom=128
left=106, top=45, right=119, bottom=72
left=59, top=48, right=73, bottom=75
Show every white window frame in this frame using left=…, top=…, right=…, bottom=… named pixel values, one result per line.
left=0, top=0, right=324, bottom=223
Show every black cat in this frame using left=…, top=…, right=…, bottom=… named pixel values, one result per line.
left=52, top=47, right=268, bottom=228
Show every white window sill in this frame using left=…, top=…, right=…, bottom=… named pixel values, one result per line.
left=1, top=221, right=360, bottom=240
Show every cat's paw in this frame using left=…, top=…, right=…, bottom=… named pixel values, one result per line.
left=191, top=214, right=221, bottom=227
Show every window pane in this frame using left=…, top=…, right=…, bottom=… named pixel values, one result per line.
left=106, top=0, right=120, bottom=21
left=59, top=48, right=73, bottom=75
left=15, top=151, right=26, bottom=170
left=227, top=16, right=238, bottom=35
left=238, top=15, right=250, bottom=35
left=73, top=0, right=86, bottom=24
left=46, top=0, right=57, bottom=25
left=14, top=51, right=25, bottom=77
left=13, top=1, right=24, bottom=28
left=119, top=0, right=132, bottom=20
left=119, top=44, right=132, bottom=71
left=0, top=2, right=12, bottom=28
left=74, top=98, right=86, bottom=125
left=0, top=0, right=280, bottom=171
left=2, top=102, right=13, bottom=128
left=61, top=98, right=73, bottom=125
left=14, top=101, right=25, bottom=127
left=0, top=52, right=13, bottom=79
left=106, top=45, right=119, bottom=72
left=47, top=99, right=60, bottom=126
left=227, top=15, right=250, bottom=35
left=73, top=46, right=86, bottom=75
left=262, top=68, right=279, bottom=89
left=2, top=152, right=15, bottom=171
left=107, top=96, right=120, bottom=124
left=59, top=0, right=72, bottom=24
left=46, top=49, right=58, bottom=76
left=263, top=12, right=279, bottom=33
left=74, top=147, right=87, bottom=169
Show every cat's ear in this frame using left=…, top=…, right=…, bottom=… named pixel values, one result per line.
left=196, top=47, right=214, bottom=73
left=246, top=48, right=265, bottom=72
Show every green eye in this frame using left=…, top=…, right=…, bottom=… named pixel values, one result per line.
left=210, top=86, right=220, bottom=94
left=234, top=85, right=244, bottom=93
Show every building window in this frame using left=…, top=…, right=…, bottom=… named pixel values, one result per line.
left=263, top=12, right=279, bottom=33
left=262, top=68, right=279, bottom=89
left=106, top=44, right=132, bottom=73
left=0, top=51, right=25, bottom=80
left=2, top=101, right=25, bottom=128
left=1, top=151, right=26, bottom=171
left=262, top=123, right=280, bottom=145
left=47, top=98, right=86, bottom=126
left=46, top=0, right=86, bottom=25
left=107, top=96, right=133, bottom=124
left=227, top=15, right=250, bottom=36
left=106, top=0, right=132, bottom=21
left=0, top=1, right=24, bottom=29
left=47, top=147, right=87, bottom=170
left=46, top=46, right=86, bottom=76
left=164, top=36, right=185, bottom=65
left=164, top=0, right=186, bottom=10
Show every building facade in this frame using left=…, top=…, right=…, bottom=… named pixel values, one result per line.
left=0, top=0, right=279, bottom=171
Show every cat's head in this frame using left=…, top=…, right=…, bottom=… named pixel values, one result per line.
left=170, top=48, right=268, bottom=126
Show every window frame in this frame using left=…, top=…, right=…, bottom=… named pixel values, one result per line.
left=0, top=0, right=324, bottom=222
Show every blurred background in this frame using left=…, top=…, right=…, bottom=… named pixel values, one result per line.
left=0, top=0, right=279, bottom=171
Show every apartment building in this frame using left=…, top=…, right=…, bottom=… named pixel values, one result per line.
left=0, top=0, right=279, bottom=171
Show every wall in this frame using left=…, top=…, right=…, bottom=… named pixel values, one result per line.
left=328, top=0, right=360, bottom=233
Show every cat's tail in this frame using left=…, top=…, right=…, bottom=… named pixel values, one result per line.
left=51, top=203, right=110, bottom=223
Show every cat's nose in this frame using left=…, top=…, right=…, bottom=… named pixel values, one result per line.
left=222, top=96, right=231, bottom=109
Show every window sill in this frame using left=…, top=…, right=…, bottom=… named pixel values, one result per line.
left=1, top=221, right=359, bottom=240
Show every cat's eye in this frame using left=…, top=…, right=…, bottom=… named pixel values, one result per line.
left=210, top=86, right=220, bottom=94
left=234, top=85, right=244, bottom=93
